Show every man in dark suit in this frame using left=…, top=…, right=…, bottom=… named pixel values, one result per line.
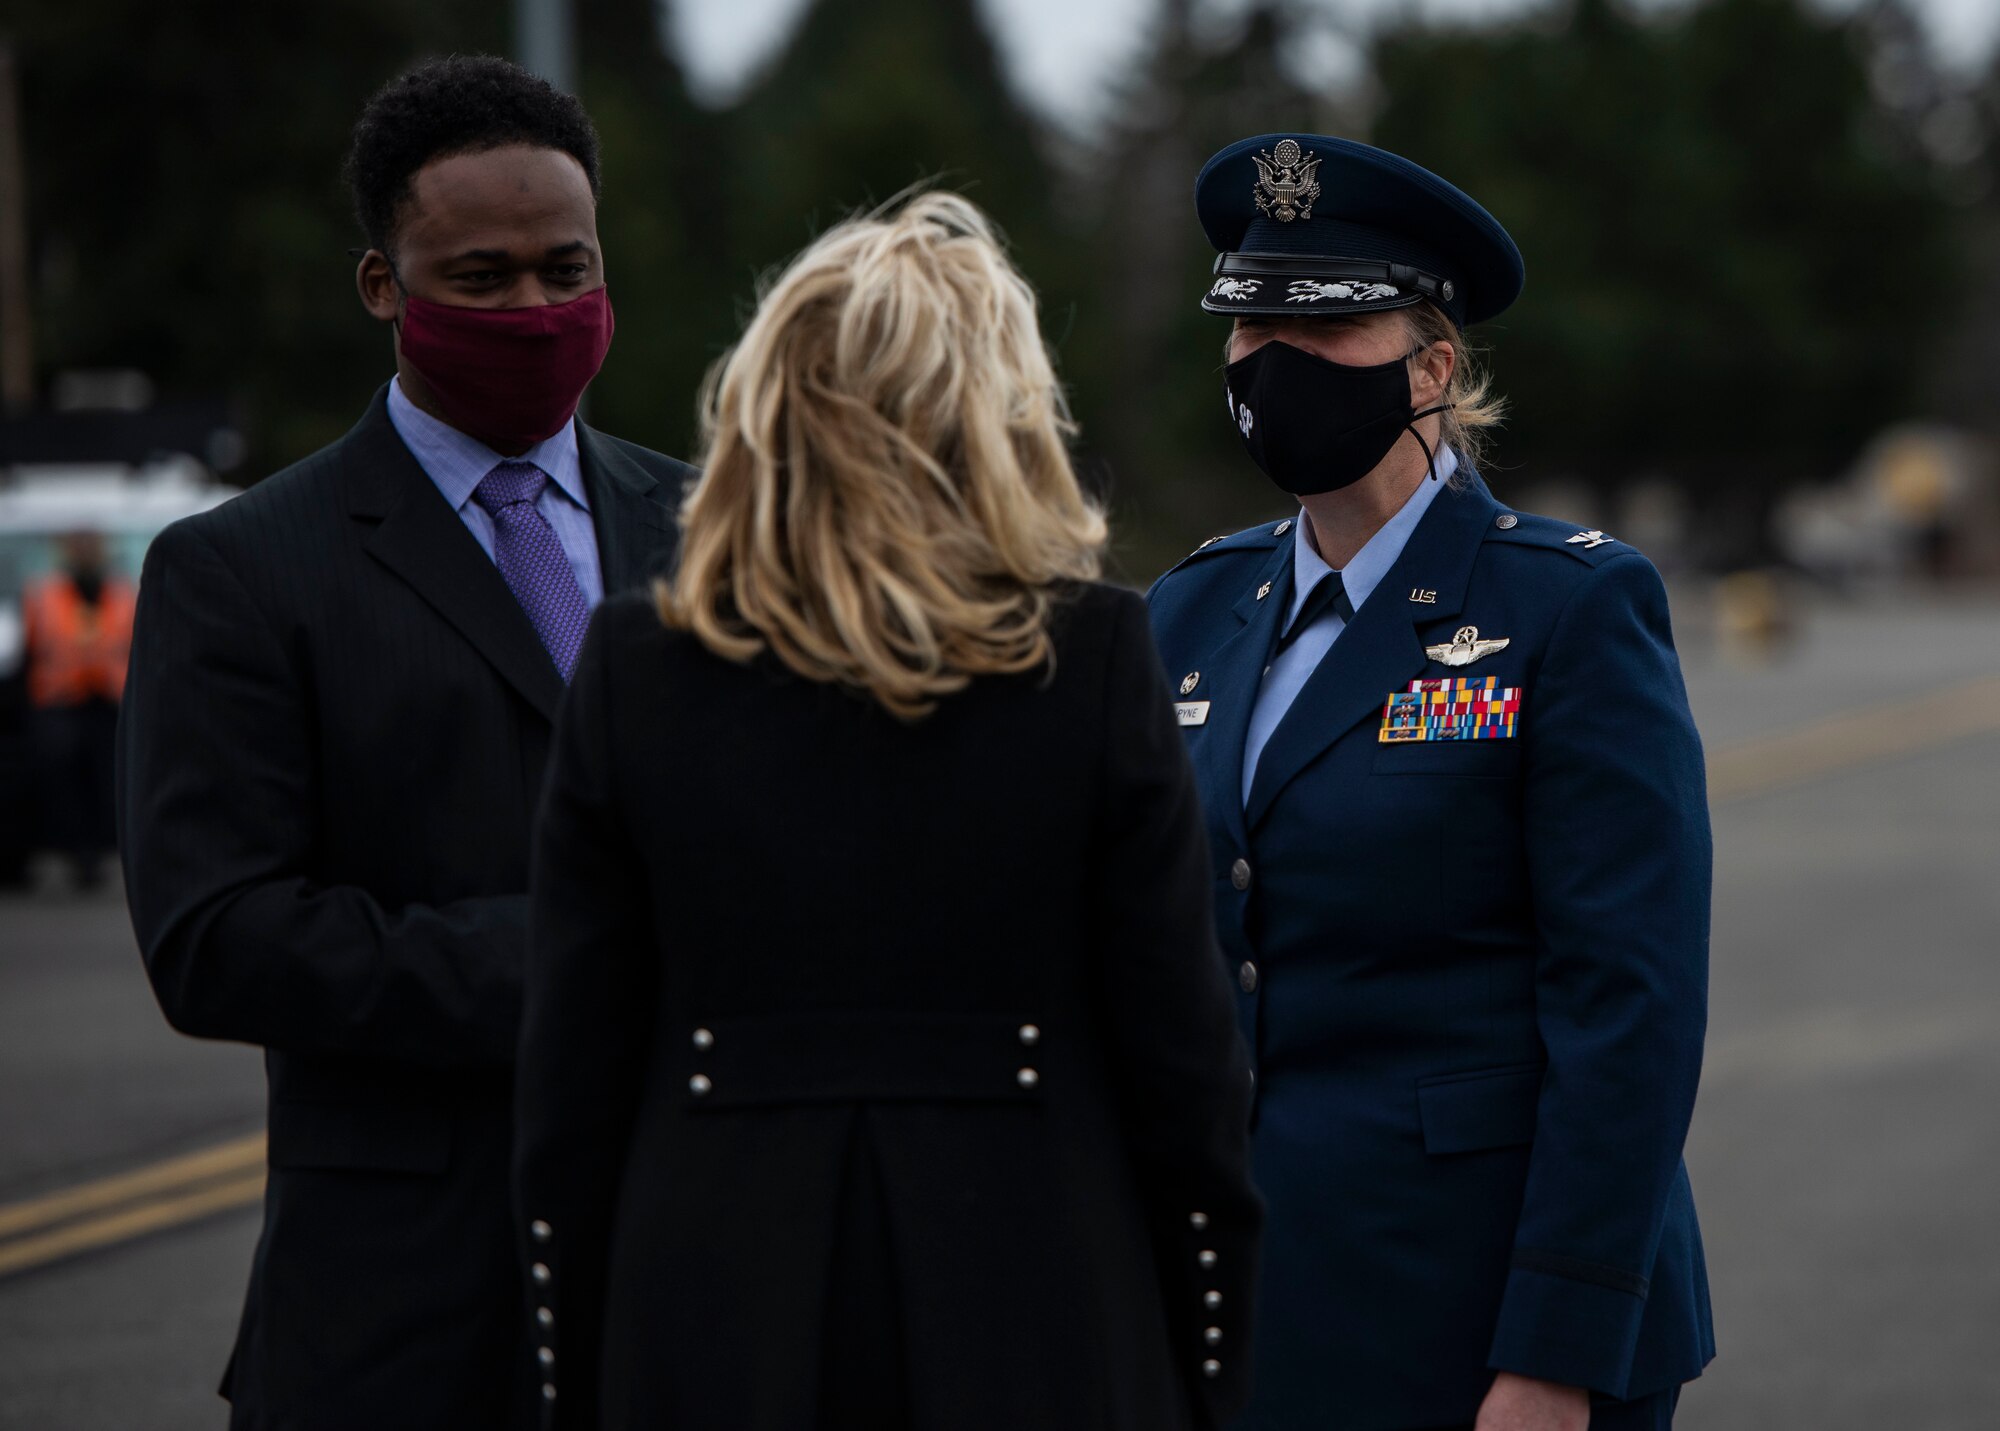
left=117, top=56, right=690, bottom=1430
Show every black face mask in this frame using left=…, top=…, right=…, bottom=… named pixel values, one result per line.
left=1223, top=340, right=1450, bottom=496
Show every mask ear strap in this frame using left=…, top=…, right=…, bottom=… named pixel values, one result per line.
left=1409, top=404, right=1453, bottom=481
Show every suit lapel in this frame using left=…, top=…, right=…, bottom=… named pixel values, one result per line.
left=341, top=388, right=566, bottom=722
left=1195, top=541, right=1294, bottom=854
left=1244, top=477, right=1499, bottom=831
left=578, top=424, right=683, bottom=596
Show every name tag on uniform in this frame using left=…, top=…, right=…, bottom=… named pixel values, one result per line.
left=1175, top=701, right=1211, bottom=727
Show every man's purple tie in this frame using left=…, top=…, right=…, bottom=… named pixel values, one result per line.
left=472, top=461, right=593, bottom=681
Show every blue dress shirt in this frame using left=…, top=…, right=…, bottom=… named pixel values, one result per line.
left=386, top=377, right=604, bottom=607
left=1241, top=446, right=1457, bottom=804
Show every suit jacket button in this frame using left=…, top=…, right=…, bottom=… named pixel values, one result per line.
left=1238, top=961, right=1258, bottom=994
left=1230, top=858, right=1251, bottom=891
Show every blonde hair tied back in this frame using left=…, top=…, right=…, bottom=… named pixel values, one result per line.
left=658, top=190, right=1107, bottom=720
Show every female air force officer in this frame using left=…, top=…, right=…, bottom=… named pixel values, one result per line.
left=1147, top=136, right=1714, bottom=1431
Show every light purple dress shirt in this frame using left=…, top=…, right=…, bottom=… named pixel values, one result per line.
left=386, top=377, right=605, bottom=607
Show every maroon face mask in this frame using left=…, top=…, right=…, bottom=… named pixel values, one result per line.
left=398, top=286, right=615, bottom=449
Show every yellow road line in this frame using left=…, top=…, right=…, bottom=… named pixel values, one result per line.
left=1709, top=673, right=2000, bottom=804
left=0, top=1169, right=265, bottom=1279
left=0, top=1132, right=265, bottom=1241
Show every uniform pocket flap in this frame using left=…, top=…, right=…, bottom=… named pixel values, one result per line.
left=1416, top=1064, right=1543, bottom=1154
left=267, top=1101, right=451, bottom=1174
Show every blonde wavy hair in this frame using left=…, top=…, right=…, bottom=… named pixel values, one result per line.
left=658, top=191, right=1107, bottom=720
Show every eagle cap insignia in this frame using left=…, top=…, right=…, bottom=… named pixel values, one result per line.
left=1252, top=139, right=1321, bottom=223
left=1425, top=625, right=1512, bottom=668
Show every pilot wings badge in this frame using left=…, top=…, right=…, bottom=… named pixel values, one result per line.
left=1252, top=140, right=1321, bottom=223
left=1425, top=625, right=1511, bottom=668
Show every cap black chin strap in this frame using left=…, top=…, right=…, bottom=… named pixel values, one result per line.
left=1409, top=404, right=1453, bottom=481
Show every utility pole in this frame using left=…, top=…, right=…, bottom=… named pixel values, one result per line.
left=0, top=37, right=35, bottom=415
left=514, top=0, right=577, bottom=95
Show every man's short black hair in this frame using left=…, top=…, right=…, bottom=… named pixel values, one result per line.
left=345, top=55, right=601, bottom=254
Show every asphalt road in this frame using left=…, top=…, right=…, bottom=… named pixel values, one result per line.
left=2, top=588, right=1998, bottom=1430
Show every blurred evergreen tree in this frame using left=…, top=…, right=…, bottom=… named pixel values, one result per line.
left=1074, top=3, right=1335, bottom=578
left=14, top=1, right=506, bottom=470
left=575, top=0, right=731, bottom=462
left=1368, top=0, right=1958, bottom=560
left=718, top=0, right=1080, bottom=463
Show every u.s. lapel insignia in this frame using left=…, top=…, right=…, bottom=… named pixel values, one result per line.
left=1410, top=588, right=1438, bottom=605
left=1567, top=529, right=1615, bottom=550
left=1256, top=581, right=1273, bottom=601
left=1180, top=671, right=1201, bottom=696
left=1425, top=625, right=1511, bottom=668
left=1176, top=700, right=1211, bottom=727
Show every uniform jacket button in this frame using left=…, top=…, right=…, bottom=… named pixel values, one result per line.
left=1016, top=1067, right=1040, bottom=1089
left=689, top=1074, right=712, bottom=1096
left=536, top=1306, right=554, bottom=1330
left=538, top=1346, right=555, bottom=1369
left=529, top=1219, right=552, bottom=1244
left=531, top=1262, right=551, bottom=1286
left=1230, top=858, right=1251, bottom=891
left=542, top=1383, right=557, bottom=1402
left=1238, top=961, right=1258, bottom=994
left=1205, top=1326, right=1224, bottom=1346
left=691, top=1027, right=715, bottom=1050
left=1189, top=1211, right=1209, bottom=1230
left=1204, top=1289, right=1223, bottom=1310
left=1198, top=1248, right=1218, bottom=1269
left=1018, top=1024, right=1041, bottom=1047
left=1202, top=1358, right=1222, bottom=1378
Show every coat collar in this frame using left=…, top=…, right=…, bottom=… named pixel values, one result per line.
left=1242, top=473, right=1498, bottom=830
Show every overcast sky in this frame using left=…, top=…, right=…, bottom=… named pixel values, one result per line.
left=668, top=0, right=2000, bottom=129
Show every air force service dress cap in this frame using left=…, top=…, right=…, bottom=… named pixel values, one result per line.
left=1197, top=134, right=1525, bottom=327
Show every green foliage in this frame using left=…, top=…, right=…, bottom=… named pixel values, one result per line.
left=1369, top=0, right=1957, bottom=496
left=9, top=0, right=1986, bottom=574
left=15, top=0, right=507, bottom=468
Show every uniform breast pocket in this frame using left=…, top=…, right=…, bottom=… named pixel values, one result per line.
left=1372, top=740, right=1524, bottom=778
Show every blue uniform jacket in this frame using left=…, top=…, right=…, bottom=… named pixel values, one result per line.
left=1147, top=474, right=1715, bottom=1430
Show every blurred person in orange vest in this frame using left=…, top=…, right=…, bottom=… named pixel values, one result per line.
left=23, top=529, right=134, bottom=886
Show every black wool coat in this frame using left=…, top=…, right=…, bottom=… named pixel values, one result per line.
left=116, top=388, right=689, bottom=1431
left=514, top=585, right=1264, bottom=1431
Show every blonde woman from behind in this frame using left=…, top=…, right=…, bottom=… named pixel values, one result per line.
left=513, top=192, right=1263, bottom=1431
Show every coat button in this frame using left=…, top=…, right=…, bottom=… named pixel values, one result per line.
left=1017, top=1068, right=1040, bottom=1089
left=689, top=1074, right=712, bottom=1096
left=1230, top=859, right=1250, bottom=891
left=692, top=1027, right=715, bottom=1050
left=538, top=1346, right=555, bottom=1369
left=536, top=1306, right=554, bottom=1330
left=531, top=1262, right=551, bottom=1287
left=1238, top=961, right=1258, bottom=994
left=1198, top=1249, right=1218, bottom=1269
left=1189, top=1211, right=1209, bottom=1231
left=542, top=1383, right=557, bottom=1402
left=1205, top=1326, right=1224, bottom=1346
left=529, top=1219, right=552, bottom=1244
left=1202, top=1359, right=1222, bottom=1378
left=1018, top=1024, right=1041, bottom=1047
left=1204, top=1290, right=1223, bottom=1310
